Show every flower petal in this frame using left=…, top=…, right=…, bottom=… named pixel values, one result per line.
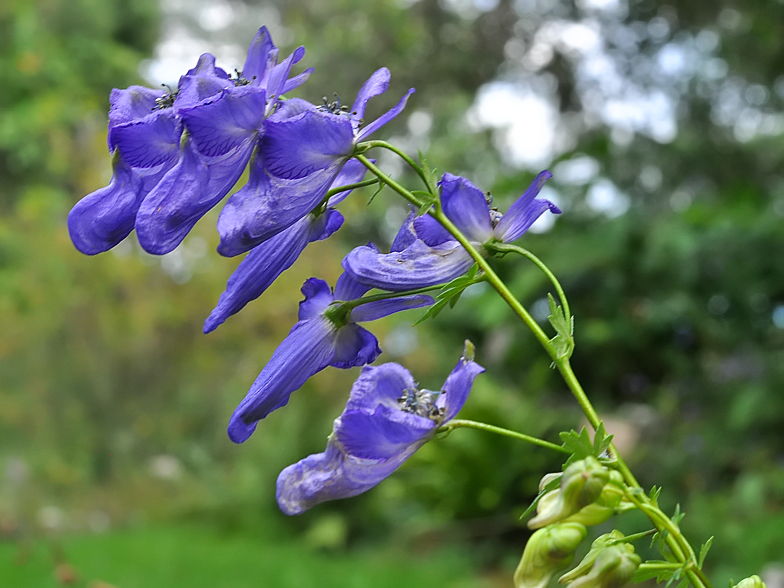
left=136, top=136, right=254, bottom=254
left=439, top=173, right=493, bottom=242
left=310, top=208, right=344, bottom=242
left=281, top=67, right=314, bottom=96
left=344, top=364, right=417, bottom=412
left=493, top=171, right=559, bottom=243
left=349, top=295, right=433, bottom=323
left=342, top=239, right=474, bottom=291
left=216, top=157, right=346, bottom=256
left=333, top=271, right=370, bottom=301
left=108, top=110, right=182, bottom=169
left=350, top=68, right=391, bottom=121
left=175, top=53, right=231, bottom=109
left=326, top=158, right=368, bottom=207
left=356, top=87, right=416, bottom=142
left=436, top=353, right=485, bottom=422
left=330, top=324, right=381, bottom=369
left=108, top=86, right=161, bottom=128
left=298, top=277, right=334, bottom=321
left=227, top=317, right=337, bottom=443
left=265, top=46, right=306, bottom=102
left=242, top=26, right=276, bottom=82
left=179, top=86, right=266, bottom=158
left=68, top=153, right=146, bottom=254
left=203, top=217, right=314, bottom=333
left=412, top=213, right=453, bottom=247
left=276, top=441, right=386, bottom=515
left=261, top=108, right=354, bottom=180
left=335, top=406, right=434, bottom=460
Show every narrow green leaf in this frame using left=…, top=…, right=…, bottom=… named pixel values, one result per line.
left=698, top=536, right=714, bottom=568
left=367, top=179, right=386, bottom=205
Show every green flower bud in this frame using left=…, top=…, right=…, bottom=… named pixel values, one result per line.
left=539, top=472, right=563, bottom=492
left=563, top=471, right=626, bottom=527
left=559, top=530, right=625, bottom=584
left=735, top=576, right=767, bottom=588
left=529, top=457, right=610, bottom=529
left=562, top=543, right=640, bottom=588
left=514, top=523, right=588, bottom=588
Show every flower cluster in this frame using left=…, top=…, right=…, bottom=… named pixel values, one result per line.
left=69, top=25, right=559, bottom=513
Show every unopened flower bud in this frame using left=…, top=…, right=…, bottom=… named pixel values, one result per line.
left=539, top=472, right=563, bottom=492
left=735, top=576, right=767, bottom=588
left=563, top=471, right=626, bottom=527
left=514, top=523, right=588, bottom=588
left=529, top=457, right=610, bottom=529
left=559, top=530, right=625, bottom=584
left=562, top=543, right=640, bottom=588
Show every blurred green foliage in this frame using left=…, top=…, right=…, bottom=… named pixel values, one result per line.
left=1, top=0, right=783, bottom=586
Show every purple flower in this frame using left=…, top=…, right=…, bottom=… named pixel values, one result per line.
left=276, top=352, right=484, bottom=515
left=135, top=27, right=313, bottom=254
left=67, top=82, right=185, bottom=254
left=68, top=27, right=312, bottom=256
left=228, top=273, right=433, bottom=444
left=342, top=171, right=560, bottom=291
left=203, top=160, right=367, bottom=333
left=216, top=68, right=415, bottom=256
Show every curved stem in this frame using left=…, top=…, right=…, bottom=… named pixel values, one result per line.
left=325, top=178, right=380, bottom=200
left=441, top=419, right=570, bottom=454
left=354, top=155, right=712, bottom=588
left=356, top=140, right=434, bottom=192
left=344, top=284, right=444, bottom=309
left=354, top=154, right=423, bottom=208
left=486, top=242, right=571, bottom=320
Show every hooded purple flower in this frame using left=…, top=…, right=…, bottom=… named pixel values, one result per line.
left=216, top=68, right=415, bottom=256
left=135, top=27, right=313, bottom=254
left=342, top=171, right=560, bottom=291
left=276, top=352, right=484, bottom=515
left=68, top=27, right=311, bottom=256
left=228, top=273, right=433, bottom=444
left=204, top=160, right=368, bottom=334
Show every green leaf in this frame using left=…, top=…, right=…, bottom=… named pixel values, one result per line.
left=559, top=425, right=614, bottom=466
left=663, top=567, right=685, bottom=588
left=671, top=504, right=685, bottom=527
left=547, top=293, right=574, bottom=360
left=413, top=265, right=480, bottom=324
left=698, top=536, right=714, bottom=568
left=649, top=486, right=662, bottom=506
left=633, top=563, right=678, bottom=584
left=593, top=422, right=614, bottom=456
left=367, top=179, right=386, bottom=205
left=519, top=475, right=562, bottom=520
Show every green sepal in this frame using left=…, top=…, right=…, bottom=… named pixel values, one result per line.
left=521, top=475, right=563, bottom=521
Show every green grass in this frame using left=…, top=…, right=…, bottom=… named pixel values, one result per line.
left=1, top=523, right=487, bottom=588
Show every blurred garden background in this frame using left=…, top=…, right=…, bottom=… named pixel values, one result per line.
left=2, top=0, right=784, bottom=586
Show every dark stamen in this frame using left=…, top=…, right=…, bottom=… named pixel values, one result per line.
left=152, top=84, right=178, bottom=111
left=397, top=388, right=444, bottom=423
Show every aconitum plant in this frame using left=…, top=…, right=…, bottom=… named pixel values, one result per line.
left=69, top=26, right=763, bottom=588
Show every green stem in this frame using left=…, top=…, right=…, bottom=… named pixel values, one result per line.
left=356, top=140, right=434, bottom=192
left=354, top=155, right=712, bottom=588
left=325, top=178, right=380, bottom=200
left=638, top=563, right=684, bottom=571
left=344, top=284, right=446, bottom=309
left=441, top=420, right=570, bottom=454
left=611, top=529, right=657, bottom=544
left=354, top=154, right=423, bottom=208
left=485, top=242, right=571, bottom=320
